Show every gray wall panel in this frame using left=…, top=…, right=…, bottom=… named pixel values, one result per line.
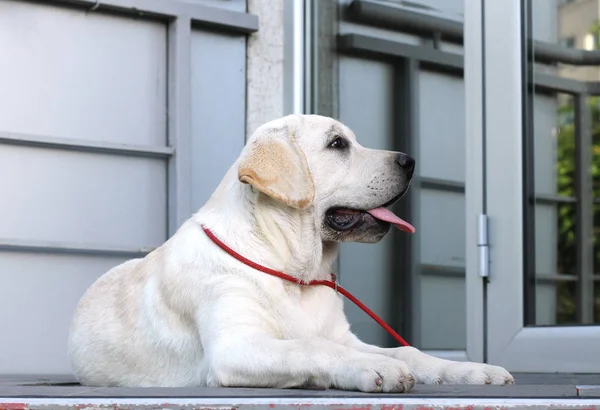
left=190, top=31, right=247, bottom=210
left=417, top=71, right=466, bottom=350
left=338, top=56, right=394, bottom=346
left=0, top=253, right=129, bottom=374
left=339, top=236, right=395, bottom=345
left=0, top=1, right=168, bottom=147
left=0, top=146, right=167, bottom=249
left=420, top=274, right=466, bottom=350
left=419, top=189, right=466, bottom=269
left=419, top=72, right=465, bottom=183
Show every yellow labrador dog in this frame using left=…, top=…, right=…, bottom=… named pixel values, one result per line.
left=68, top=114, right=514, bottom=392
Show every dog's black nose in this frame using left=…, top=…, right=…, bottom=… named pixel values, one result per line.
left=396, top=153, right=415, bottom=174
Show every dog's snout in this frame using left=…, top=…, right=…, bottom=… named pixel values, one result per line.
left=396, top=153, right=415, bottom=174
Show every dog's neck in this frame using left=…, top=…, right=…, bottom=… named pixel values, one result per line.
left=253, top=193, right=338, bottom=282
left=197, top=167, right=337, bottom=283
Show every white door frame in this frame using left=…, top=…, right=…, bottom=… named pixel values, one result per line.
left=478, top=0, right=600, bottom=372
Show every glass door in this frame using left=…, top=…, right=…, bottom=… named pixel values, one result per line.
left=479, top=0, right=600, bottom=371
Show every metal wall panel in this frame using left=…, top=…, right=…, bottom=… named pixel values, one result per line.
left=418, top=72, right=466, bottom=183
left=0, top=0, right=168, bottom=147
left=190, top=31, right=247, bottom=210
left=419, top=189, right=466, bottom=349
left=417, top=71, right=466, bottom=349
left=0, top=253, right=129, bottom=374
left=419, top=190, right=466, bottom=269
left=338, top=56, right=395, bottom=346
left=0, top=146, right=167, bottom=248
left=420, top=274, right=466, bottom=350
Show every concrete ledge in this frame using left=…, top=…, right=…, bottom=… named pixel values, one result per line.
left=1, top=373, right=600, bottom=409
left=0, top=384, right=583, bottom=398
left=2, top=397, right=600, bottom=409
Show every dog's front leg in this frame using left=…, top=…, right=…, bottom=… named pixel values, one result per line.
left=340, top=333, right=514, bottom=385
left=204, top=335, right=416, bottom=392
left=199, top=297, right=414, bottom=392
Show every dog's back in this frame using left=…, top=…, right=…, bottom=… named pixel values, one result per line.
left=67, top=252, right=204, bottom=387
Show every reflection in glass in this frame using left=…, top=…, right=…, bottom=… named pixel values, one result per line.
left=526, top=0, right=600, bottom=325
left=555, top=97, right=576, bottom=278
left=533, top=93, right=579, bottom=326
left=559, top=0, right=600, bottom=81
left=556, top=281, right=578, bottom=324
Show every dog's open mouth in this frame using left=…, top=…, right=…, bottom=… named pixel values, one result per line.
left=325, top=203, right=415, bottom=234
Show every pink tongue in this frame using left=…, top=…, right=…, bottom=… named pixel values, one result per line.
left=367, top=207, right=416, bottom=234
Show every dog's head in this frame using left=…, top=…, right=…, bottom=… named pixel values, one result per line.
left=238, top=114, right=415, bottom=243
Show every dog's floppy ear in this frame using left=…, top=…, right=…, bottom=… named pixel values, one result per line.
left=238, top=130, right=314, bottom=210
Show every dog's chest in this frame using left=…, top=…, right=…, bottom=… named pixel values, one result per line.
left=272, top=284, right=344, bottom=339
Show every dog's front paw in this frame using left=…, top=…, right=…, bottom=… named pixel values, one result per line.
left=435, top=362, right=514, bottom=385
left=337, top=355, right=415, bottom=393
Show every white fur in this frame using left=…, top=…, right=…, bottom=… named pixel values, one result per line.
left=68, top=115, right=514, bottom=392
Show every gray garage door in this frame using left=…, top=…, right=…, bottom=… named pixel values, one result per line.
left=0, top=0, right=256, bottom=375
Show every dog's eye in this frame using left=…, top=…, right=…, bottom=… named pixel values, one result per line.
left=328, top=136, right=348, bottom=149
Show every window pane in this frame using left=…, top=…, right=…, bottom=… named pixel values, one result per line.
left=525, top=0, right=600, bottom=325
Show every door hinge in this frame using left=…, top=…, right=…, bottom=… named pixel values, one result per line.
left=477, top=214, right=490, bottom=278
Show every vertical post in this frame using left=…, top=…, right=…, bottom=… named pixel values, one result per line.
left=292, top=0, right=306, bottom=115
left=464, top=0, right=485, bottom=363
left=303, top=0, right=312, bottom=114
left=308, top=0, right=338, bottom=117
left=167, top=16, right=193, bottom=236
left=391, top=58, right=420, bottom=347
left=575, top=93, right=594, bottom=324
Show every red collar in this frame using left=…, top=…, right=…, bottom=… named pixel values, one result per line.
left=201, top=224, right=410, bottom=347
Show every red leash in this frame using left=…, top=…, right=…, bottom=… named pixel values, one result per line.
left=201, top=224, right=410, bottom=347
